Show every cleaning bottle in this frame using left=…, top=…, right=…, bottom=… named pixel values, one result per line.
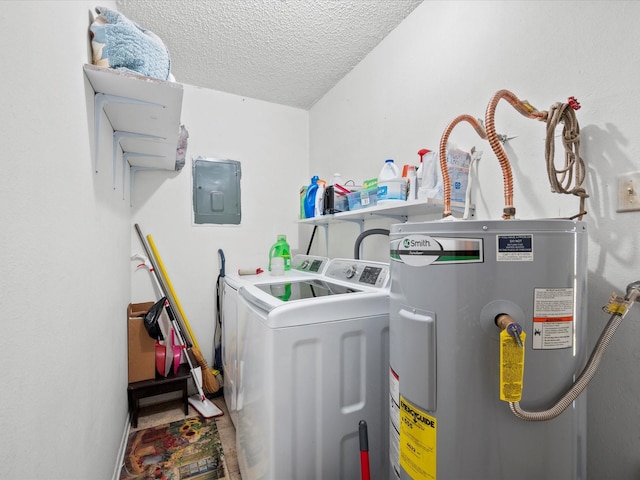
left=315, top=178, right=326, bottom=217
left=268, top=234, right=291, bottom=271
left=304, top=176, right=319, bottom=218
left=416, top=148, right=431, bottom=192
left=377, top=159, right=405, bottom=202
left=299, top=185, right=308, bottom=219
left=405, top=164, right=417, bottom=200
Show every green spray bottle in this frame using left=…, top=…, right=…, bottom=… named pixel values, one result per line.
left=268, top=235, right=291, bottom=271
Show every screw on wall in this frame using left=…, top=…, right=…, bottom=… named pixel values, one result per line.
left=617, top=172, right=640, bottom=212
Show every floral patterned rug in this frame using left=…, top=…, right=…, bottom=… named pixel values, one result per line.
left=119, top=416, right=227, bottom=480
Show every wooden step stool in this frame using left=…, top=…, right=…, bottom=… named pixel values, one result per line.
left=127, top=363, right=191, bottom=428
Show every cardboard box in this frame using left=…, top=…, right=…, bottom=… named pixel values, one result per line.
left=128, top=301, right=156, bottom=383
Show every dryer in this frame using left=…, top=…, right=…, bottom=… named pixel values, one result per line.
left=236, top=258, right=391, bottom=480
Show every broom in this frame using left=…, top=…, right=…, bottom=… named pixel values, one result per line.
left=132, top=252, right=222, bottom=418
left=145, top=234, right=220, bottom=394
left=134, top=224, right=220, bottom=394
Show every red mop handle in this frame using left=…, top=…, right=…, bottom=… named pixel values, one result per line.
left=359, top=420, right=371, bottom=480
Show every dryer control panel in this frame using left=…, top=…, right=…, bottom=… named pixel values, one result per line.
left=324, top=258, right=390, bottom=289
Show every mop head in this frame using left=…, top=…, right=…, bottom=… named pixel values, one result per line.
left=188, top=395, right=223, bottom=418
left=187, top=367, right=223, bottom=418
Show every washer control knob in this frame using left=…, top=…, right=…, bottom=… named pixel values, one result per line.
left=345, top=265, right=357, bottom=279
left=301, top=260, right=309, bottom=270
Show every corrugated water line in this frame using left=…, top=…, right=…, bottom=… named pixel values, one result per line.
left=510, top=281, right=640, bottom=421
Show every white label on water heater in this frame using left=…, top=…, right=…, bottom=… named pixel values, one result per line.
left=532, top=287, right=574, bottom=350
left=496, top=234, right=533, bottom=262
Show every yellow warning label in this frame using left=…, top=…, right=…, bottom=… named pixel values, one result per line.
left=500, top=329, right=526, bottom=402
left=399, top=396, right=436, bottom=480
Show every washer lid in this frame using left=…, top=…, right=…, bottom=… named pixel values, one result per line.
left=254, top=278, right=364, bottom=302
left=237, top=258, right=391, bottom=323
left=225, top=254, right=330, bottom=289
left=239, top=283, right=389, bottom=327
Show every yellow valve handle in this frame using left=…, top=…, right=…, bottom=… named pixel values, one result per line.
left=603, top=292, right=630, bottom=316
left=499, top=328, right=526, bottom=402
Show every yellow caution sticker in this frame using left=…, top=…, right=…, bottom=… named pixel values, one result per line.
left=499, top=329, right=526, bottom=402
left=399, top=396, right=436, bottom=480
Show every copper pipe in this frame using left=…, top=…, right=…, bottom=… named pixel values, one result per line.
left=439, top=114, right=487, bottom=217
left=484, top=90, right=547, bottom=219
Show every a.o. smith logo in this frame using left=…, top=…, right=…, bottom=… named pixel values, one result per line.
left=403, top=237, right=433, bottom=248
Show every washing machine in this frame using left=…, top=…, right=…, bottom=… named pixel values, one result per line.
left=235, top=257, right=391, bottom=480
left=222, top=255, right=330, bottom=427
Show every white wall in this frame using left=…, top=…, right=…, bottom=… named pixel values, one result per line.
left=131, top=85, right=309, bottom=365
left=0, top=1, right=130, bottom=479
left=310, top=1, right=640, bottom=478
left=0, top=2, right=308, bottom=478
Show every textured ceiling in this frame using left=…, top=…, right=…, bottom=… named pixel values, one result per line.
left=115, top=0, right=423, bottom=109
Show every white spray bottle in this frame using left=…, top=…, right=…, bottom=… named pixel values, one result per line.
left=415, top=148, right=431, bottom=192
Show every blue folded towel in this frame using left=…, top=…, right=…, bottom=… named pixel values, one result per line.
left=90, top=6, right=172, bottom=81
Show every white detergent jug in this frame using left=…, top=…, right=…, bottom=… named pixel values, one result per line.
left=377, top=159, right=405, bottom=202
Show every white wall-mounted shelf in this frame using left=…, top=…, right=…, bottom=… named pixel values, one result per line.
left=299, top=198, right=473, bottom=227
left=83, top=64, right=184, bottom=193
left=299, top=197, right=473, bottom=257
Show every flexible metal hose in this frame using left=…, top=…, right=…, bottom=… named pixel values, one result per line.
left=509, top=281, right=640, bottom=421
left=484, top=90, right=547, bottom=219
left=439, top=114, right=487, bottom=217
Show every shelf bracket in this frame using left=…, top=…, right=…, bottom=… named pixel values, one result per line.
left=316, top=223, right=330, bottom=257
left=113, top=131, right=165, bottom=190
left=129, top=166, right=162, bottom=206
left=93, top=92, right=164, bottom=174
left=328, top=219, right=363, bottom=257
left=123, top=152, right=164, bottom=199
left=339, top=217, right=365, bottom=233
left=371, top=213, right=408, bottom=222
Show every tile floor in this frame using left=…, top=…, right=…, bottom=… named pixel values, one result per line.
left=132, top=395, right=240, bottom=480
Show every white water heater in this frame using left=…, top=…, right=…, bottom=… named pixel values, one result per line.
left=388, top=219, right=588, bottom=480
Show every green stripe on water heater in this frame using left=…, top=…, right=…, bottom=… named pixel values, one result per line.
left=437, top=253, right=481, bottom=262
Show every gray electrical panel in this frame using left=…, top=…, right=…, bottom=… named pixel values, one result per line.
left=193, top=157, right=241, bottom=225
